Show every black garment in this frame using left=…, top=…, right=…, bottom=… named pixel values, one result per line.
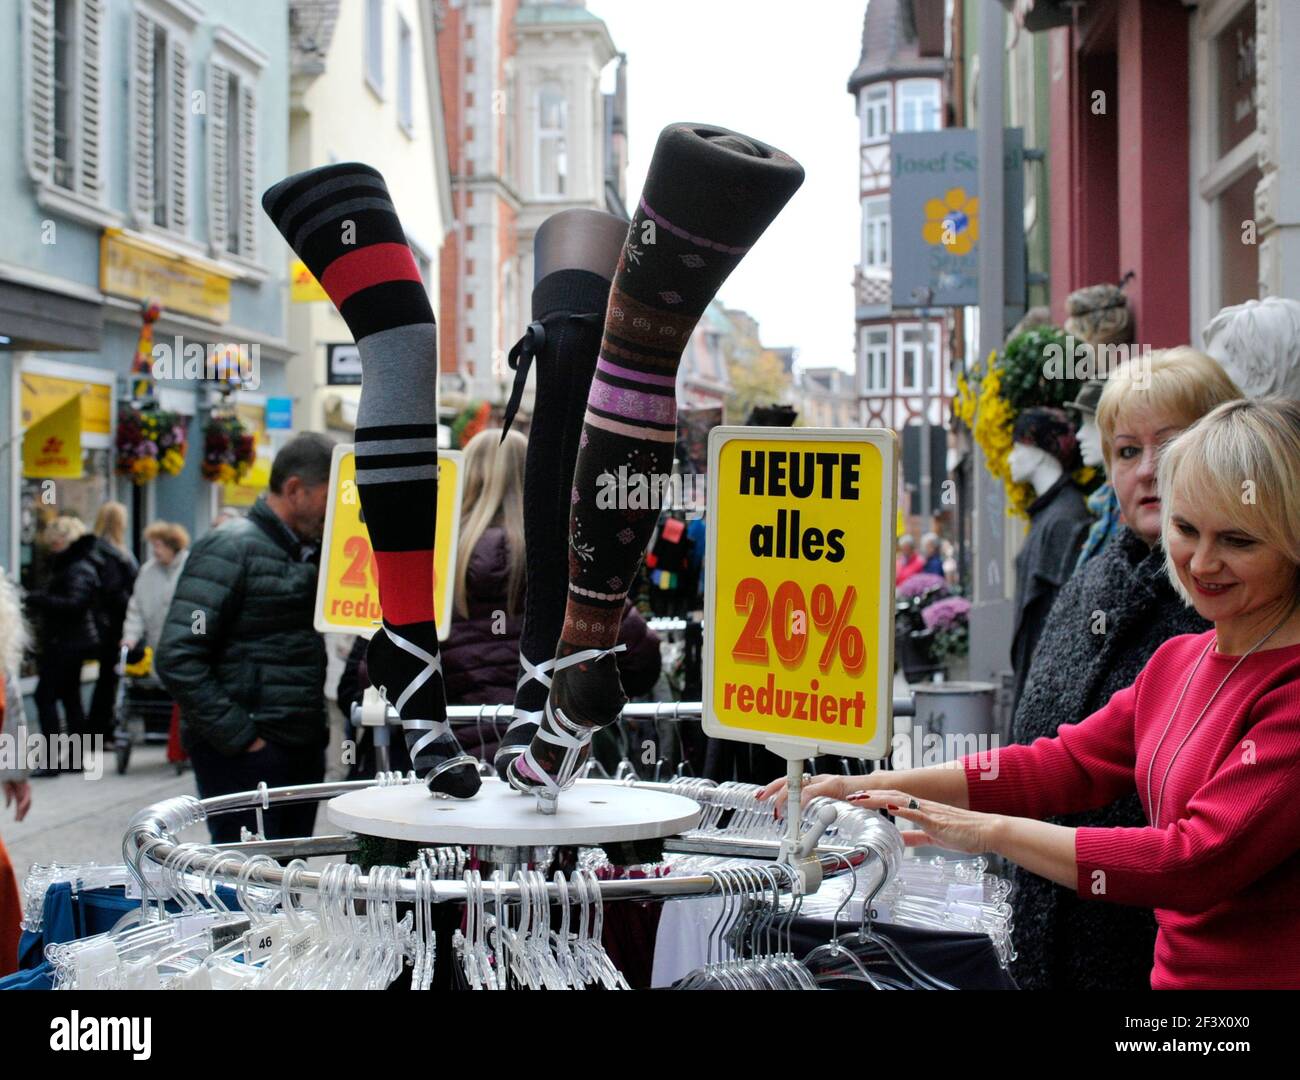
left=156, top=496, right=327, bottom=756
left=86, top=540, right=137, bottom=736
left=1010, top=473, right=1091, bottom=710
left=188, top=738, right=324, bottom=845
left=27, top=533, right=101, bottom=657
left=1009, top=526, right=1208, bottom=990
left=33, top=651, right=88, bottom=755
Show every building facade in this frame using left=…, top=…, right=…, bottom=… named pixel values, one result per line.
left=435, top=0, right=625, bottom=412
left=2, top=0, right=292, bottom=583
left=284, top=0, right=453, bottom=439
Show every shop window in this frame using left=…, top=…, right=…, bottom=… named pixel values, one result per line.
left=1217, top=164, right=1261, bottom=308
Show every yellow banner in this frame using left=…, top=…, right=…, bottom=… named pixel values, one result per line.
left=20, top=371, right=111, bottom=436
left=290, top=259, right=330, bottom=303
left=221, top=454, right=272, bottom=508
left=100, top=229, right=233, bottom=323
left=703, top=427, right=897, bottom=759
left=314, top=446, right=463, bottom=638
left=22, top=395, right=83, bottom=479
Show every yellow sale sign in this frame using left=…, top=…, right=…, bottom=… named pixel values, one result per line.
left=314, top=444, right=463, bottom=637
left=703, top=427, right=897, bottom=759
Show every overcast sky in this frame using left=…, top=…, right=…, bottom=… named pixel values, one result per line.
left=587, top=0, right=866, bottom=374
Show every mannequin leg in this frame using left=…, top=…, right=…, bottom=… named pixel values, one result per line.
left=510, top=124, right=804, bottom=798
left=262, top=164, right=479, bottom=799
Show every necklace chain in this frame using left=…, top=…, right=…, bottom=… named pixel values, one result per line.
left=1145, top=607, right=1295, bottom=829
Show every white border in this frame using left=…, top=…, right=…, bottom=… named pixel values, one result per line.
left=314, top=443, right=464, bottom=639
left=702, top=426, right=897, bottom=761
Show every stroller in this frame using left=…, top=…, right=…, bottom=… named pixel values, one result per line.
left=112, top=645, right=187, bottom=775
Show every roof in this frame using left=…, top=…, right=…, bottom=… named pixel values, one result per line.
left=516, top=2, right=606, bottom=29
left=847, top=0, right=944, bottom=94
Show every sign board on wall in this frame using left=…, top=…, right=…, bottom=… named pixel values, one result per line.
left=703, top=427, right=897, bottom=760
left=100, top=229, right=233, bottom=323
left=889, top=129, right=1025, bottom=309
left=327, top=343, right=363, bottom=386
left=315, top=444, right=463, bottom=638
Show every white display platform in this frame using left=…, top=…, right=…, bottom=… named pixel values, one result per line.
left=326, top=778, right=702, bottom=846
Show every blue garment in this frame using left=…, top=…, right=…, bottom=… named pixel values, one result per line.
left=5, top=879, right=241, bottom=989
left=1075, top=483, right=1121, bottom=570
left=922, top=554, right=945, bottom=576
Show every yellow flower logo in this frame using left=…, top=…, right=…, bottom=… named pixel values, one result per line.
left=922, top=187, right=979, bottom=256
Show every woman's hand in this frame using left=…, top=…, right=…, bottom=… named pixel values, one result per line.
left=847, top=789, right=1000, bottom=854
left=756, top=773, right=871, bottom=817
left=4, top=779, right=32, bottom=822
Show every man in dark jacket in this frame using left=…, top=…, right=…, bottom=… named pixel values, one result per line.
left=157, top=433, right=334, bottom=843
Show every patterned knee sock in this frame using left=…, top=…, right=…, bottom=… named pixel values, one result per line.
left=516, top=124, right=803, bottom=785
left=494, top=269, right=612, bottom=779
left=261, top=163, right=479, bottom=798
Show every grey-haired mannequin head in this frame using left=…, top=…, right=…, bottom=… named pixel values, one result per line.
left=1202, top=297, right=1300, bottom=399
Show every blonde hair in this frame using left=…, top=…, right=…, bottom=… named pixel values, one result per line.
left=45, top=515, right=87, bottom=547
left=1096, top=347, right=1243, bottom=467
left=95, top=501, right=130, bottom=553
left=454, top=428, right=526, bottom=620
left=0, top=572, right=31, bottom=675
left=1159, top=398, right=1300, bottom=605
left=143, top=520, right=191, bottom=553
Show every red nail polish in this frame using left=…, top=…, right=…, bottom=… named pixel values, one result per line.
left=887, top=804, right=900, bottom=811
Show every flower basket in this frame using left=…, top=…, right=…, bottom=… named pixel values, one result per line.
left=116, top=404, right=188, bottom=485
left=202, top=412, right=256, bottom=483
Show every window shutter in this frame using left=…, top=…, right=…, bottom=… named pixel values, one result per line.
left=129, top=9, right=155, bottom=224
left=25, top=0, right=55, bottom=184
left=168, top=34, right=189, bottom=233
left=237, top=79, right=257, bottom=258
left=76, top=0, right=104, bottom=200
left=207, top=60, right=229, bottom=252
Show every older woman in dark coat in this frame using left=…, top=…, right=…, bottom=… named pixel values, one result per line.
left=1008, top=348, right=1241, bottom=989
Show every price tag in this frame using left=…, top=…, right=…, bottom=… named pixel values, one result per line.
left=314, top=443, right=463, bottom=636
left=243, top=926, right=279, bottom=964
left=703, top=427, right=897, bottom=759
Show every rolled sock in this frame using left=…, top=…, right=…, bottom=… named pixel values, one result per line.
left=261, top=163, right=478, bottom=798
left=521, top=123, right=804, bottom=784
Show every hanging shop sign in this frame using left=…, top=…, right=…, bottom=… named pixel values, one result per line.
left=326, top=343, right=363, bottom=386
left=266, top=397, right=293, bottom=430
left=314, top=443, right=463, bottom=637
left=20, top=371, right=112, bottom=437
left=291, top=259, right=330, bottom=303
left=22, top=395, right=82, bottom=479
left=889, top=129, right=1025, bottom=310
left=100, top=229, right=233, bottom=324
left=703, top=427, right=897, bottom=759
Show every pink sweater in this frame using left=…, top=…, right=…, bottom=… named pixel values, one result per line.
left=962, top=631, right=1300, bottom=989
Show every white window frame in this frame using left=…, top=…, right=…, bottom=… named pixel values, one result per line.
left=129, top=0, right=200, bottom=240
left=1189, top=0, right=1260, bottom=345
left=860, top=325, right=891, bottom=396
left=365, top=0, right=385, bottom=99
left=396, top=13, right=414, bottom=135
left=896, top=78, right=941, bottom=133
left=23, top=0, right=120, bottom=229
left=862, top=84, right=891, bottom=145
left=535, top=79, right=568, bottom=199
left=208, top=28, right=266, bottom=271
left=898, top=322, right=942, bottom=394
left=863, top=195, right=890, bottom=268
